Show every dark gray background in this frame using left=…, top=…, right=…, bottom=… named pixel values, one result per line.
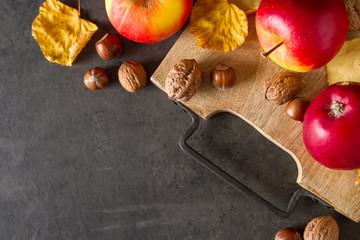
left=1, top=0, right=359, bottom=239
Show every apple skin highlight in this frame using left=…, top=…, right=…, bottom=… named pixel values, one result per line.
left=255, top=0, right=349, bottom=72
left=106, top=0, right=193, bottom=44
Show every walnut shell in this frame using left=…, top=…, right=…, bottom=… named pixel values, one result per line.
left=303, top=216, right=339, bottom=240
left=165, top=59, right=202, bottom=102
left=344, top=0, right=360, bottom=31
left=264, top=72, right=301, bottom=105
left=118, top=61, right=147, bottom=92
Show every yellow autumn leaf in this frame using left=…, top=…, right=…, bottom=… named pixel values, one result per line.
left=32, top=0, right=98, bottom=66
left=190, top=0, right=248, bottom=52
left=326, top=38, right=360, bottom=85
left=230, top=0, right=261, bottom=15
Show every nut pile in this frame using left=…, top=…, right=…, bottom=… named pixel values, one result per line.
left=275, top=216, right=339, bottom=240
left=82, top=32, right=148, bottom=93
left=164, top=60, right=239, bottom=102
left=264, top=72, right=309, bottom=122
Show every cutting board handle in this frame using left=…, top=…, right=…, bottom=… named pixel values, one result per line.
left=175, top=101, right=332, bottom=217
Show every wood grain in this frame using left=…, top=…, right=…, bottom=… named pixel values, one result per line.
left=151, top=14, right=360, bottom=222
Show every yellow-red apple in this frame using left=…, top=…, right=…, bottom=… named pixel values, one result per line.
left=255, top=0, right=349, bottom=72
left=105, top=0, right=193, bottom=43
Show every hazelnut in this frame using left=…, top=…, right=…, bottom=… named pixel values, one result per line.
left=285, top=97, right=310, bottom=122
left=83, top=67, right=109, bottom=90
left=264, top=72, right=301, bottom=105
left=210, top=64, right=236, bottom=90
left=275, top=228, right=302, bottom=240
left=118, top=61, right=147, bottom=92
left=304, top=216, right=339, bottom=240
left=165, top=59, right=202, bottom=102
left=95, top=33, right=123, bottom=60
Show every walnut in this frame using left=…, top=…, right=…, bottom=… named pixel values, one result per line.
left=165, top=59, right=202, bottom=102
left=303, top=216, right=339, bottom=240
left=118, top=61, right=147, bottom=92
left=264, top=72, right=301, bottom=105
left=344, top=0, right=360, bottom=31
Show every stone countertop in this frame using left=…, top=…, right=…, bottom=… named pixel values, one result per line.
left=0, top=0, right=359, bottom=239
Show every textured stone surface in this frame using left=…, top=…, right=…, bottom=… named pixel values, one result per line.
left=0, top=0, right=359, bottom=239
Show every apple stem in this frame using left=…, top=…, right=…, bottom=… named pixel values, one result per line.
left=78, top=0, right=81, bottom=17
left=261, top=42, right=284, bottom=58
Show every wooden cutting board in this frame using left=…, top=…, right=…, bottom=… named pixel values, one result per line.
left=150, top=14, right=360, bottom=222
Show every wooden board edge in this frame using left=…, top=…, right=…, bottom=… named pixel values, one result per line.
left=210, top=108, right=304, bottom=182
left=297, top=182, right=360, bottom=223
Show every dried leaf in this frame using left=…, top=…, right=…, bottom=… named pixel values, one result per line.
left=190, top=0, right=248, bottom=52
left=229, top=0, right=261, bottom=15
left=32, top=0, right=98, bottom=66
left=327, top=38, right=360, bottom=85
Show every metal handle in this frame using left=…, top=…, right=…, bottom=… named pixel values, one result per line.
left=174, top=101, right=333, bottom=218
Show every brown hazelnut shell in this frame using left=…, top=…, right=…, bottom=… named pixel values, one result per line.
left=211, top=64, right=236, bottom=90
left=83, top=67, right=109, bottom=90
left=95, top=33, right=123, bottom=60
left=275, top=227, right=302, bottom=240
left=285, top=97, right=310, bottom=122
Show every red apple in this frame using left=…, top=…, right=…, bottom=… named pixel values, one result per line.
left=255, top=0, right=349, bottom=72
left=105, top=0, right=193, bottom=43
left=303, top=82, right=360, bottom=170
